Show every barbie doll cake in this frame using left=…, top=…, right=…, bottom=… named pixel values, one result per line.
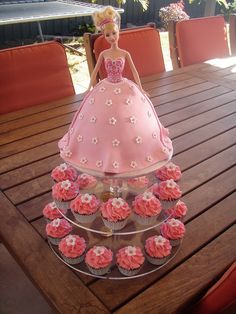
left=58, top=6, right=173, bottom=177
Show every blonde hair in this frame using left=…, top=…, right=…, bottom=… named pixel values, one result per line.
left=92, top=6, right=120, bottom=32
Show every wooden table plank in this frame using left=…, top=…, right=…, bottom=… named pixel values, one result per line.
left=89, top=193, right=236, bottom=310
left=157, top=86, right=231, bottom=116
left=115, top=225, right=236, bottom=314
left=0, top=192, right=109, bottom=314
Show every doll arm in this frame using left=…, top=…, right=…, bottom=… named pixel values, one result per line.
left=125, top=52, right=144, bottom=91
left=86, top=52, right=104, bottom=91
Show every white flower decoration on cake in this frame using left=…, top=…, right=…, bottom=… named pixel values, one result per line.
left=114, top=87, right=121, bottom=94
left=79, top=113, right=84, bottom=120
left=168, top=218, right=181, bottom=227
left=58, top=163, right=68, bottom=171
left=80, top=157, right=88, bottom=164
left=147, top=111, right=151, bottom=118
left=129, top=116, right=137, bottom=124
left=166, top=179, right=177, bottom=189
left=92, top=137, right=98, bottom=144
left=146, top=155, right=153, bottom=162
left=96, top=160, right=103, bottom=168
left=152, top=132, right=158, bottom=139
left=141, top=96, right=146, bottom=102
left=50, top=202, right=57, bottom=209
left=112, top=161, right=119, bottom=169
left=93, top=246, right=105, bottom=256
left=112, top=198, right=125, bottom=208
left=162, top=147, right=169, bottom=154
left=77, top=135, right=83, bottom=142
left=69, top=128, right=74, bottom=134
left=154, top=236, right=166, bottom=246
left=99, top=86, right=106, bottom=92
left=135, top=136, right=143, bottom=144
left=90, top=116, right=97, bottom=123
left=125, top=246, right=137, bottom=256
left=109, top=117, right=117, bottom=125
left=81, top=193, right=92, bottom=204
left=130, top=161, right=137, bottom=168
left=89, top=97, right=95, bottom=104
left=52, top=218, right=61, bottom=227
left=125, top=98, right=132, bottom=105
left=65, top=235, right=76, bottom=246
left=105, top=99, right=113, bottom=107
left=142, top=191, right=154, bottom=201
left=63, top=149, right=72, bottom=158
left=61, top=180, right=71, bottom=190
left=112, top=139, right=120, bottom=147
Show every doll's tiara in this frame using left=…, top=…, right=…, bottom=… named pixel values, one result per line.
left=99, top=18, right=115, bottom=29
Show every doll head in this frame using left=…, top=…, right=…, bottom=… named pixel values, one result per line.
left=92, top=6, right=121, bottom=34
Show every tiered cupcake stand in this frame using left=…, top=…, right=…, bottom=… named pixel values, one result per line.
left=47, top=168, right=183, bottom=280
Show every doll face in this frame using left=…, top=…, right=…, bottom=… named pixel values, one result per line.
left=104, top=25, right=119, bottom=45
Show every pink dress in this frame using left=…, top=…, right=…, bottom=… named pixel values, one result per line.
left=59, top=57, right=173, bottom=177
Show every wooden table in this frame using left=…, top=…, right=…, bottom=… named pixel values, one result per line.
left=1, top=57, right=236, bottom=313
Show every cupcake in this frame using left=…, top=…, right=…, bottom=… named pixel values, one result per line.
left=155, top=162, right=182, bottom=181
left=152, top=179, right=182, bottom=210
left=145, top=235, right=172, bottom=265
left=58, top=234, right=86, bottom=264
left=76, top=173, right=97, bottom=192
left=52, top=179, right=79, bottom=210
left=85, top=246, right=113, bottom=276
left=166, top=200, right=188, bottom=220
left=132, top=191, right=162, bottom=225
left=127, top=176, right=149, bottom=192
left=100, top=197, right=131, bottom=230
left=70, top=193, right=100, bottom=224
left=116, top=246, right=145, bottom=276
left=51, top=163, right=77, bottom=182
left=160, top=218, right=186, bottom=246
left=46, top=218, right=72, bottom=245
left=42, top=201, right=67, bottom=222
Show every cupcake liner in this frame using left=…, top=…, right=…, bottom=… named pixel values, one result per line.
left=117, top=266, right=141, bottom=277
left=60, top=253, right=85, bottom=265
left=145, top=253, right=169, bottom=265
left=72, top=211, right=97, bottom=224
left=161, top=200, right=177, bottom=211
left=133, top=213, right=158, bottom=226
left=86, top=264, right=111, bottom=276
left=54, top=199, right=72, bottom=210
left=47, top=235, right=65, bottom=246
left=169, top=238, right=181, bottom=247
left=102, top=218, right=127, bottom=230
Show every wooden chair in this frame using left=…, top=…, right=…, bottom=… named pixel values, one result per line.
left=0, top=41, right=75, bottom=114
left=83, top=24, right=166, bottom=82
left=168, top=16, right=230, bottom=69
left=229, top=14, right=236, bottom=55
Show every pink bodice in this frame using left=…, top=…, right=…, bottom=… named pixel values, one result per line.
left=104, top=57, right=125, bottom=83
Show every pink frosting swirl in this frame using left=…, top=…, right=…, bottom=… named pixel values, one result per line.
left=52, top=180, right=79, bottom=201
left=116, top=246, right=145, bottom=270
left=160, top=218, right=185, bottom=240
left=145, top=235, right=171, bottom=258
left=127, top=176, right=149, bottom=189
left=166, top=200, right=188, bottom=219
left=85, top=246, right=113, bottom=269
left=152, top=179, right=182, bottom=201
left=59, top=234, right=86, bottom=258
left=46, top=218, right=72, bottom=238
left=155, top=162, right=182, bottom=181
left=100, top=198, right=131, bottom=222
left=51, top=163, right=77, bottom=182
left=76, top=173, right=97, bottom=189
left=70, top=193, right=100, bottom=215
left=132, top=192, right=162, bottom=217
left=43, top=201, right=66, bottom=220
